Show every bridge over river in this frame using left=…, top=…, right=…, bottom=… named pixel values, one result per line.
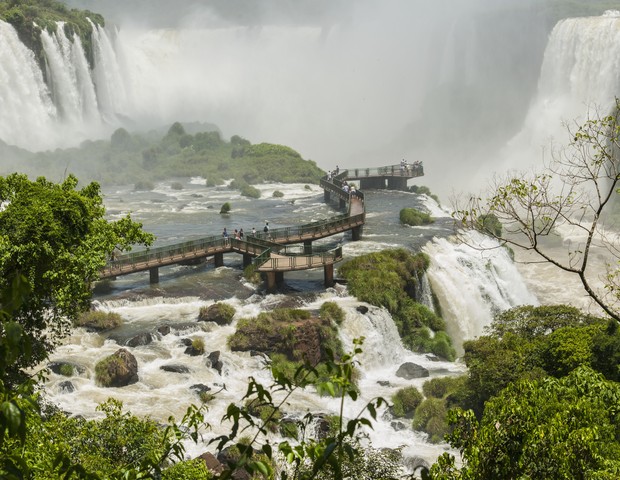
left=100, top=163, right=423, bottom=292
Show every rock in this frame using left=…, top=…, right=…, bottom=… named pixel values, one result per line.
left=391, top=420, right=408, bottom=431
left=97, top=348, right=139, bottom=387
left=356, top=305, right=369, bottom=314
left=157, top=325, right=171, bottom=336
left=207, top=351, right=224, bottom=375
left=160, top=364, right=191, bottom=374
left=190, top=384, right=211, bottom=394
left=48, top=361, right=85, bottom=376
left=180, top=338, right=193, bottom=347
left=395, top=362, right=429, bottom=379
left=126, top=332, right=153, bottom=347
left=377, top=380, right=391, bottom=387
left=198, top=303, right=235, bottom=325
left=198, top=452, right=223, bottom=474
left=58, top=380, right=75, bottom=393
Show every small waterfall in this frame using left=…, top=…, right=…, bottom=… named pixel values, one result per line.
left=423, top=231, right=538, bottom=350
left=415, top=272, right=436, bottom=313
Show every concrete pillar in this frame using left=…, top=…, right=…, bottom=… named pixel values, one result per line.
left=351, top=226, right=363, bottom=241
left=276, top=272, right=284, bottom=286
left=214, top=253, right=224, bottom=267
left=243, top=254, right=252, bottom=267
left=304, top=240, right=312, bottom=254
left=266, top=272, right=277, bottom=293
left=387, top=177, right=408, bottom=191
left=324, top=264, right=334, bottom=287
left=324, top=190, right=330, bottom=202
left=360, top=177, right=386, bottom=190
left=149, top=267, right=159, bottom=284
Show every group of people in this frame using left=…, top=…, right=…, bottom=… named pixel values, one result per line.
left=222, top=222, right=269, bottom=245
left=400, top=158, right=422, bottom=175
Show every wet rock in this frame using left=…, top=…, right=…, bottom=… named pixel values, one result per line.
left=377, top=380, right=391, bottom=387
left=157, top=325, right=171, bottom=336
left=198, top=452, right=223, bottom=474
left=58, top=380, right=75, bottom=393
left=207, top=351, right=224, bottom=375
left=395, top=362, right=429, bottom=379
left=97, top=348, right=139, bottom=387
left=190, top=384, right=211, bottom=395
left=126, top=332, right=153, bottom=347
left=356, top=305, right=369, bottom=314
left=48, top=361, right=85, bottom=376
left=391, top=420, right=408, bottom=431
left=160, top=364, right=191, bottom=374
left=198, top=303, right=235, bottom=325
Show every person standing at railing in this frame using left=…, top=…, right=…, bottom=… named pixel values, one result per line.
left=251, top=227, right=257, bottom=236
left=222, top=227, right=230, bottom=246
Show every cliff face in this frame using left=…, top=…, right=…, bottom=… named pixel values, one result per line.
left=0, top=0, right=105, bottom=69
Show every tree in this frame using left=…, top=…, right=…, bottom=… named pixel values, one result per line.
left=0, top=173, right=153, bottom=384
left=453, top=99, right=620, bottom=321
left=427, top=367, right=620, bottom=479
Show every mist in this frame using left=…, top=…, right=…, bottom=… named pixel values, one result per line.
left=6, top=0, right=617, bottom=197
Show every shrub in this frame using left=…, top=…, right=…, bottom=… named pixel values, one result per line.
left=198, top=302, right=236, bottom=325
left=162, top=458, right=212, bottom=480
left=273, top=190, right=284, bottom=198
left=422, top=376, right=465, bottom=399
left=479, top=213, right=502, bottom=237
left=391, top=386, right=423, bottom=418
left=199, top=391, right=215, bottom=403
left=191, top=337, right=205, bottom=355
left=412, top=397, right=449, bottom=443
left=319, top=301, right=345, bottom=325
left=399, top=208, right=434, bottom=226
left=220, top=202, right=231, bottom=214
left=76, top=310, right=123, bottom=330
left=241, top=184, right=261, bottom=199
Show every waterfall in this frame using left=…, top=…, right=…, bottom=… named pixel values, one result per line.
left=423, top=231, right=538, bottom=350
left=0, top=20, right=57, bottom=150
left=503, top=11, right=620, bottom=171
left=0, top=19, right=126, bottom=150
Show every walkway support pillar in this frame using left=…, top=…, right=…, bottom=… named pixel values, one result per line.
left=214, top=253, right=224, bottom=267
left=276, top=272, right=284, bottom=286
left=304, top=240, right=312, bottom=254
left=351, top=226, right=363, bottom=241
left=387, top=177, right=408, bottom=191
left=324, top=264, right=334, bottom=287
left=324, top=190, right=330, bottom=203
left=149, top=267, right=159, bottom=284
left=243, top=254, right=252, bottom=267
left=266, top=272, right=277, bottom=293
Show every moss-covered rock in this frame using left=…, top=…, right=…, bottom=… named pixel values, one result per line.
left=199, top=302, right=236, bottom=325
left=95, top=348, right=138, bottom=387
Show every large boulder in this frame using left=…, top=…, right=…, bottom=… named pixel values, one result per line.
left=198, top=303, right=236, bottom=325
left=95, top=348, right=139, bottom=387
left=395, top=362, right=429, bottom=379
left=207, top=351, right=224, bottom=375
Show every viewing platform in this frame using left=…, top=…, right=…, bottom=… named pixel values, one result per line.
left=99, top=162, right=423, bottom=292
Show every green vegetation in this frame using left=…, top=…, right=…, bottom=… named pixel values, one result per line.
left=94, top=355, right=124, bottom=387
left=75, top=310, right=123, bottom=330
left=319, top=301, right=345, bottom=325
left=339, top=249, right=455, bottom=360
left=9, top=123, right=325, bottom=191
left=272, top=190, right=284, bottom=198
left=412, top=397, right=449, bottom=444
left=409, top=184, right=440, bottom=204
left=0, top=0, right=104, bottom=69
left=191, top=337, right=205, bottom=355
left=220, top=202, right=231, bottom=214
left=59, top=364, right=74, bottom=377
left=0, top=173, right=152, bottom=386
left=391, top=386, right=423, bottom=419
left=399, top=207, right=434, bottom=226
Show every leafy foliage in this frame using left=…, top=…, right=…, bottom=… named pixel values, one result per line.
left=339, top=249, right=455, bottom=359
left=390, top=386, right=423, bottom=419
left=430, top=367, right=620, bottom=479
left=0, top=173, right=153, bottom=385
left=399, top=208, right=434, bottom=226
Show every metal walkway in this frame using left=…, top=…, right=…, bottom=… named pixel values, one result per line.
left=99, top=164, right=423, bottom=289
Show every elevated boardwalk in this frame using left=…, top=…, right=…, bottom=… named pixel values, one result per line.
left=100, top=163, right=422, bottom=292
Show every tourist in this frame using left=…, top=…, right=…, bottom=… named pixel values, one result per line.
left=239, top=228, right=244, bottom=239
left=251, top=227, right=256, bottom=236
left=222, top=227, right=229, bottom=246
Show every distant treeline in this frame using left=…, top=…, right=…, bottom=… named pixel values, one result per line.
left=1, top=122, right=325, bottom=187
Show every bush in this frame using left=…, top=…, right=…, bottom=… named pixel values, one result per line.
left=162, top=458, right=212, bottom=480
left=241, top=184, right=261, bottom=199
left=399, top=208, right=434, bottom=226
left=422, top=376, right=465, bottom=399
left=391, top=386, right=423, bottom=418
left=319, top=301, right=345, bottom=325
left=198, top=302, right=236, bottom=325
left=220, top=202, right=231, bottom=214
left=273, top=190, right=284, bottom=198
left=76, top=310, right=123, bottom=330
left=412, top=397, right=449, bottom=443
left=59, top=364, right=74, bottom=377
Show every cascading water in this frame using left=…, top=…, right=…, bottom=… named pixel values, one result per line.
left=423, top=231, right=538, bottom=350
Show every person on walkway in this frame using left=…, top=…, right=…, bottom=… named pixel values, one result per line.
left=251, top=227, right=256, bottom=236
left=222, top=227, right=229, bottom=246
left=239, top=228, right=244, bottom=239
left=264, top=221, right=270, bottom=240
left=335, top=165, right=340, bottom=175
